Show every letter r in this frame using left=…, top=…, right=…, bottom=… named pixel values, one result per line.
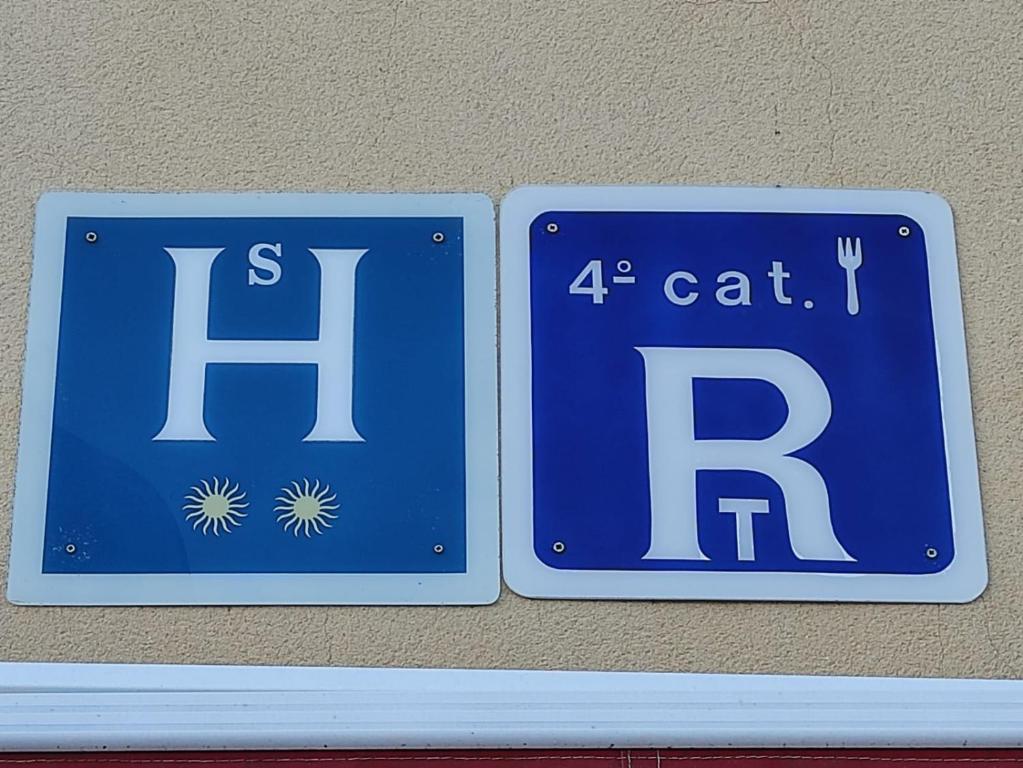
left=636, top=346, right=854, bottom=563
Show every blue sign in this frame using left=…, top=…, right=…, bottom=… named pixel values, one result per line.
left=500, top=186, right=986, bottom=603
left=10, top=192, right=498, bottom=605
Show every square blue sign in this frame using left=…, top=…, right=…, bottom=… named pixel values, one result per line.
left=9, top=192, right=498, bottom=605
left=501, top=186, right=985, bottom=603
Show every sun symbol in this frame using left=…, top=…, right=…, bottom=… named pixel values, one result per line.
left=275, top=479, right=339, bottom=537
left=183, top=477, right=249, bottom=535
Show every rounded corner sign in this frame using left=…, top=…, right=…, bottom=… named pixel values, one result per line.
left=499, top=185, right=986, bottom=603
left=8, top=191, right=498, bottom=606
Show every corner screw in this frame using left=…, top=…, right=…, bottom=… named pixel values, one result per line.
left=552, top=541, right=566, bottom=554
left=925, top=546, right=939, bottom=559
left=546, top=222, right=559, bottom=234
left=432, top=232, right=445, bottom=244
left=65, top=543, right=76, bottom=554
left=898, top=225, right=911, bottom=238
left=433, top=544, right=444, bottom=554
left=84, top=232, right=98, bottom=244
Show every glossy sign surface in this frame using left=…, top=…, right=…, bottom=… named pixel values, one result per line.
left=501, top=186, right=985, bottom=602
left=9, top=192, right=498, bottom=605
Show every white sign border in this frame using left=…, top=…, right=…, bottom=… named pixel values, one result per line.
left=8, top=191, right=499, bottom=606
left=500, top=184, right=986, bottom=603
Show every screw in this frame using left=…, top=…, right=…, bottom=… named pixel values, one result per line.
left=546, top=222, right=559, bottom=234
left=432, top=232, right=445, bottom=244
left=433, top=544, right=444, bottom=554
left=925, top=546, right=939, bottom=559
left=84, top=232, right=98, bottom=244
left=65, top=544, right=76, bottom=555
left=552, top=541, right=566, bottom=554
left=898, top=225, right=911, bottom=238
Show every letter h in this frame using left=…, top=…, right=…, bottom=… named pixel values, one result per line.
left=154, top=247, right=366, bottom=442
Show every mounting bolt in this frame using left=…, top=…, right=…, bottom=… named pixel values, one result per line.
left=552, top=541, right=566, bottom=554
left=898, top=225, right=911, bottom=238
left=925, top=546, right=939, bottom=559
left=65, top=543, right=76, bottom=555
left=433, top=544, right=444, bottom=554
left=432, top=232, right=445, bottom=244
left=546, top=222, right=559, bottom=234
left=84, top=232, right=98, bottom=244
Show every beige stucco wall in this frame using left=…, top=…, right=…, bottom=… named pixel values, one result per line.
left=1, top=0, right=1021, bottom=678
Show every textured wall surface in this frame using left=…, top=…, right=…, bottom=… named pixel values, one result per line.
left=1, top=0, right=1021, bottom=677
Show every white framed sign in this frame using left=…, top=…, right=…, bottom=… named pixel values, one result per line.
left=500, top=185, right=986, bottom=603
left=9, top=191, right=499, bottom=605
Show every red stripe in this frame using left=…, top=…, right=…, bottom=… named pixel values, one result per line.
left=2, top=751, right=1023, bottom=768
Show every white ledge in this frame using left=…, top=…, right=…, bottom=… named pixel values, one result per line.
left=1, top=662, right=1023, bottom=751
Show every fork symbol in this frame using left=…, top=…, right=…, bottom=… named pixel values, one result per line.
left=837, top=237, right=863, bottom=316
